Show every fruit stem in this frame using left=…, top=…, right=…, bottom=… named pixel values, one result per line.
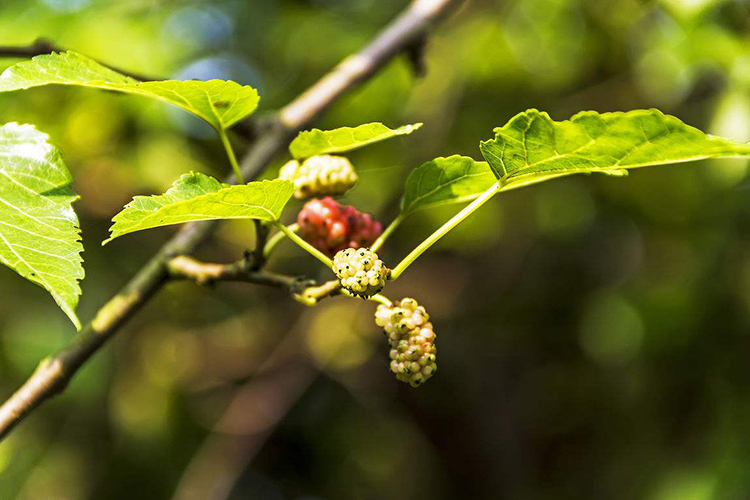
left=390, top=181, right=500, bottom=280
left=219, top=128, right=244, bottom=184
left=273, top=221, right=333, bottom=268
left=370, top=213, right=405, bottom=253
left=295, top=279, right=341, bottom=306
left=368, top=293, right=393, bottom=307
left=263, top=223, right=299, bottom=258
left=337, top=287, right=393, bottom=307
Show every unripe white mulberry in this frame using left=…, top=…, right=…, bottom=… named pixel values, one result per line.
left=279, top=155, right=358, bottom=199
left=375, top=297, right=437, bottom=387
left=333, top=248, right=387, bottom=298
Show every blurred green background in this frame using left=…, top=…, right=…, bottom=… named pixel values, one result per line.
left=2, top=0, right=750, bottom=499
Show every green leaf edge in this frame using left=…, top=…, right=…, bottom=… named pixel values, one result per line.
left=0, top=51, right=260, bottom=131
left=399, top=155, right=496, bottom=217
left=289, top=122, right=423, bottom=159
left=480, top=108, right=750, bottom=181
left=103, top=175, right=294, bottom=245
left=0, top=122, right=84, bottom=329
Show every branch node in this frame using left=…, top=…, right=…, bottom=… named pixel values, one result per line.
left=294, top=279, right=342, bottom=306
left=251, top=222, right=270, bottom=270
left=404, top=34, right=429, bottom=77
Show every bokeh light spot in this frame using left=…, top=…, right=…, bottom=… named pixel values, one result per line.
left=579, top=292, right=644, bottom=365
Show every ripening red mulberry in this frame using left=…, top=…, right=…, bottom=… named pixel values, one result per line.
left=375, top=298, right=437, bottom=387
left=297, top=197, right=383, bottom=257
left=279, top=155, right=358, bottom=199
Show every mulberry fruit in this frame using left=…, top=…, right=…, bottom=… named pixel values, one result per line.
left=279, top=155, right=358, bottom=199
left=375, top=298, right=437, bottom=387
left=298, top=197, right=383, bottom=257
left=332, top=248, right=387, bottom=298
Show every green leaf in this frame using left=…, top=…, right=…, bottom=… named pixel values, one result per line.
left=480, top=109, right=750, bottom=181
left=289, top=122, right=422, bottom=159
left=0, top=123, right=84, bottom=329
left=400, top=155, right=497, bottom=216
left=105, top=173, right=294, bottom=244
left=0, top=52, right=259, bottom=131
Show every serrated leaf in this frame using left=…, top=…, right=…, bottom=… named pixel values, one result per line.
left=480, top=109, right=750, bottom=181
left=0, top=52, right=259, bottom=131
left=289, top=122, right=422, bottom=159
left=400, top=155, right=497, bottom=216
left=105, top=174, right=294, bottom=244
left=0, top=123, right=83, bottom=329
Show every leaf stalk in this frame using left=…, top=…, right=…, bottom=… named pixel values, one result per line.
left=263, top=223, right=299, bottom=258
left=390, top=181, right=500, bottom=280
left=218, top=128, right=244, bottom=183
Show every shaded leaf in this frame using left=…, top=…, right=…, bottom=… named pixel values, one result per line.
left=0, top=123, right=83, bottom=329
left=0, top=52, right=259, bottom=130
left=400, top=155, right=496, bottom=216
left=480, top=109, right=750, bottom=181
left=105, top=174, right=293, bottom=243
left=289, top=122, right=422, bottom=159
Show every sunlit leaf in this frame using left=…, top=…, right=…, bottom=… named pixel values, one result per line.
left=400, top=155, right=496, bottom=216
left=480, top=109, right=750, bottom=180
left=105, top=173, right=293, bottom=244
left=0, top=123, right=83, bottom=329
left=0, top=51, right=259, bottom=131
left=289, top=122, right=422, bottom=159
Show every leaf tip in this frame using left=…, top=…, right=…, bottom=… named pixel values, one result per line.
left=69, top=312, right=83, bottom=331
left=101, top=236, right=114, bottom=246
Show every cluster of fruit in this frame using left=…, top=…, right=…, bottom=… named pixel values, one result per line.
left=279, top=154, right=436, bottom=387
left=375, top=298, right=437, bottom=387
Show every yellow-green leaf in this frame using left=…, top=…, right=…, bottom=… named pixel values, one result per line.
left=0, top=51, right=259, bottom=131
left=289, top=122, right=422, bottom=159
left=0, top=123, right=84, bottom=329
left=400, top=155, right=496, bottom=216
left=480, top=109, right=750, bottom=181
left=105, top=173, right=293, bottom=244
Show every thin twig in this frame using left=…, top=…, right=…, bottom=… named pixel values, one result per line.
left=0, top=39, right=261, bottom=140
left=0, top=0, right=461, bottom=441
left=167, top=255, right=312, bottom=292
left=0, top=39, right=59, bottom=58
left=294, top=279, right=342, bottom=306
left=251, top=220, right=270, bottom=269
left=0, top=38, right=155, bottom=81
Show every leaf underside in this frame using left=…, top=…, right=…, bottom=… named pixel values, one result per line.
left=0, top=123, right=83, bottom=329
left=105, top=174, right=294, bottom=244
left=289, top=122, right=423, bottom=159
left=0, top=51, right=259, bottom=130
left=480, top=109, right=750, bottom=181
left=400, top=155, right=496, bottom=216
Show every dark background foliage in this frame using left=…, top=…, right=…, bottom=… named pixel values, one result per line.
left=1, top=0, right=750, bottom=499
